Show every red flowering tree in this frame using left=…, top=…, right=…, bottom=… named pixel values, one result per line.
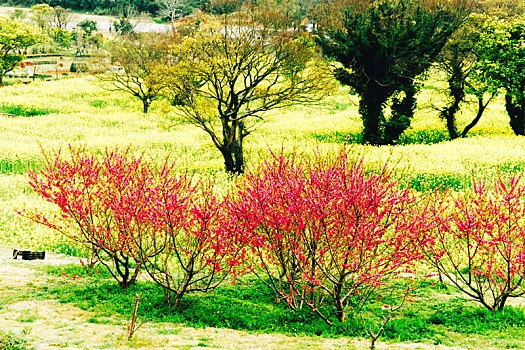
left=226, top=149, right=433, bottom=324
left=21, top=146, right=164, bottom=288
left=21, top=146, right=245, bottom=299
left=424, top=175, right=525, bottom=313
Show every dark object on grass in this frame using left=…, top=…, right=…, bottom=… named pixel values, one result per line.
left=12, top=249, right=45, bottom=260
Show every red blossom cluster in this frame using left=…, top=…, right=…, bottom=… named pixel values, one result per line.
left=20, top=145, right=525, bottom=320
left=226, top=150, right=433, bottom=323
left=21, top=146, right=244, bottom=303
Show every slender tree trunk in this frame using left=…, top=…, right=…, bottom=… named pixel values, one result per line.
left=172, top=289, right=185, bottom=308
left=498, top=294, right=509, bottom=312
left=460, top=94, right=493, bottom=138
left=114, top=255, right=131, bottom=289
left=333, top=287, right=347, bottom=323
left=441, top=76, right=465, bottom=140
left=171, top=269, right=194, bottom=308
left=505, top=94, right=525, bottom=136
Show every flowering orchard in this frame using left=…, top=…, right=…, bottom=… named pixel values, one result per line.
left=20, top=145, right=525, bottom=327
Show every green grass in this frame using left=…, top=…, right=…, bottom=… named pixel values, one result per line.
left=15, top=263, right=524, bottom=348
left=0, top=104, right=59, bottom=117
left=0, top=330, right=34, bottom=350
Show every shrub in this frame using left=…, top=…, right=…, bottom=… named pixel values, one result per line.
left=227, top=148, right=433, bottom=325
left=21, top=146, right=162, bottom=288
left=21, top=145, right=245, bottom=304
left=70, top=62, right=88, bottom=73
left=423, top=175, right=525, bottom=312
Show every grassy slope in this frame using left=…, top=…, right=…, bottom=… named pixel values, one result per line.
left=0, top=77, right=523, bottom=252
left=1, top=77, right=525, bottom=349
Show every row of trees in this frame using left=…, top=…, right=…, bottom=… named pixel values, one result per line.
left=2, top=0, right=524, bottom=173
left=0, top=4, right=107, bottom=84
left=314, top=0, right=525, bottom=145
left=2, top=0, right=255, bottom=18
left=99, top=0, right=524, bottom=174
left=4, top=0, right=162, bottom=17
left=13, top=4, right=111, bottom=51
left=21, top=145, right=525, bottom=349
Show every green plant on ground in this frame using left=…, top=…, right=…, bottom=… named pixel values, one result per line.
left=0, top=104, right=58, bottom=117
left=18, top=262, right=523, bottom=347
left=0, top=330, right=34, bottom=350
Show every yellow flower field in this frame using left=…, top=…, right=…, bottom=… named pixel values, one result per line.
left=0, top=77, right=522, bottom=252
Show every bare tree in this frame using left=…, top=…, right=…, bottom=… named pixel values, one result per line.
left=52, top=6, right=72, bottom=30
left=29, top=4, right=54, bottom=30
left=112, top=4, right=138, bottom=37
left=162, top=8, right=334, bottom=174
left=97, top=33, right=170, bottom=113
left=158, top=0, right=187, bottom=22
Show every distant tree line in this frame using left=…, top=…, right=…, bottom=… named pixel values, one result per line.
left=4, top=0, right=163, bottom=16
left=0, top=0, right=318, bottom=18
left=2, top=0, right=238, bottom=17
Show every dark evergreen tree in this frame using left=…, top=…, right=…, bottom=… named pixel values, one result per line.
left=317, top=0, right=470, bottom=145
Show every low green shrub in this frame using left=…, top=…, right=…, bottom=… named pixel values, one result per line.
left=70, top=62, right=88, bottom=73
left=427, top=299, right=525, bottom=334
left=0, top=104, right=58, bottom=117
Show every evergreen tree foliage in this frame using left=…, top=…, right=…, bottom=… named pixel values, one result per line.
left=317, top=0, right=470, bottom=145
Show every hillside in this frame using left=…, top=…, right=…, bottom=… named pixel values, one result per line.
left=0, top=6, right=169, bottom=33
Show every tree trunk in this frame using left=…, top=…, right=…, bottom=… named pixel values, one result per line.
left=142, top=98, right=150, bottom=114
left=497, top=294, right=509, bottom=312
left=385, top=86, right=417, bottom=144
left=505, top=94, right=525, bottom=136
left=333, top=296, right=347, bottom=323
left=221, top=148, right=236, bottom=173
left=359, top=92, right=387, bottom=145
left=370, top=338, right=377, bottom=350
left=220, top=120, right=246, bottom=174
left=441, top=76, right=465, bottom=140
left=460, top=94, right=493, bottom=138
